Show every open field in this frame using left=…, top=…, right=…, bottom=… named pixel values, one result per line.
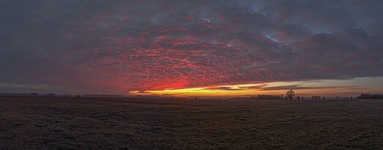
left=0, top=97, right=382, bottom=149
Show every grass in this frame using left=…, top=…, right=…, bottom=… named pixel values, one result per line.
left=0, top=97, right=382, bottom=149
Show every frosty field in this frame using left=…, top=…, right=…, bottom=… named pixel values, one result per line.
left=0, top=97, right=382, bottom=149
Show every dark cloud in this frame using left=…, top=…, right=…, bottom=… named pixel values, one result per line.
left=204, top=87, right=243, bottom=91
left=1, top=0, right=383, bottom=93
left=202, top=84, right=362, bottom=91
left=245, top=85, right=266, bottom=90
left=260, top=85, right=362, bottom=91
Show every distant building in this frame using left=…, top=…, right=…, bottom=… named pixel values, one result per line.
left=83, top=94, right=126, bottom=98
left=311, top=96, right=322, bottom=100
left=250, top=94, right=283, bottom=100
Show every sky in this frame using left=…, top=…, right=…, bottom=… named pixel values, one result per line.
left=1, top=0, right=383, bottom=97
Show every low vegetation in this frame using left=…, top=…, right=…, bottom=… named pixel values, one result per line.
left=0, top=97, right=382, bottom=149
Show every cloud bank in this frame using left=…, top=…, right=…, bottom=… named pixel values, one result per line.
left=1, top=0, right=383, bottom=93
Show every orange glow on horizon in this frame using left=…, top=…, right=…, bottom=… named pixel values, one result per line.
left=129, top=78, right=382, bottom=97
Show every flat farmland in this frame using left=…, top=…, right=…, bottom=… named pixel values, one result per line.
left=0, top=97, right=382, bottom=149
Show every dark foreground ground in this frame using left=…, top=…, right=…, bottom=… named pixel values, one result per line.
left=0, top=97, right=382, bottom=149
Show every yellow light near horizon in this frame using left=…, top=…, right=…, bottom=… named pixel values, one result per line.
left=150, top=87, right=234, bottom=97
left=130, top=77, right=383, bottom=97
left=132, top=82, right=288, bottom=97
left=137, top=85, right=268, bottom=97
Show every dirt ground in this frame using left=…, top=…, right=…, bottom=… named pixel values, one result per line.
left=0, top=96, right=382, bottom=149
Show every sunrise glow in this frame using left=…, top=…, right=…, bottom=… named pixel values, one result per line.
left=0, top=0, right=382, bottom=97
left=129, top=77, right=383, bottom=97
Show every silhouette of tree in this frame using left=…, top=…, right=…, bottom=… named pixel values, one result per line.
left=357, top=93, right=383, bottom=99
left=286, top=89, right=295, bottom=100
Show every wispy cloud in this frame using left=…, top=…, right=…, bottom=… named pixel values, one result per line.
left=0, top=0, right=382, bottom=93
left=204, top=86, right=243, bottom=91
left=202, top=84, right=362, bottom=91
left=260, top=85, right=362, bottom=91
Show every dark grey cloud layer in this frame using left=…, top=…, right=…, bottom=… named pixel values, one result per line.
left=1, top=0, right=383, bottom=93
left=202, top=84, right=361, bottom=91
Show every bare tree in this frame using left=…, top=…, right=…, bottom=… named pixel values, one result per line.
left=286, top=89, right=295, bottom=100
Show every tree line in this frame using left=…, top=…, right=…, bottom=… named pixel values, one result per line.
left=357, top=93, right=383, bottom=99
